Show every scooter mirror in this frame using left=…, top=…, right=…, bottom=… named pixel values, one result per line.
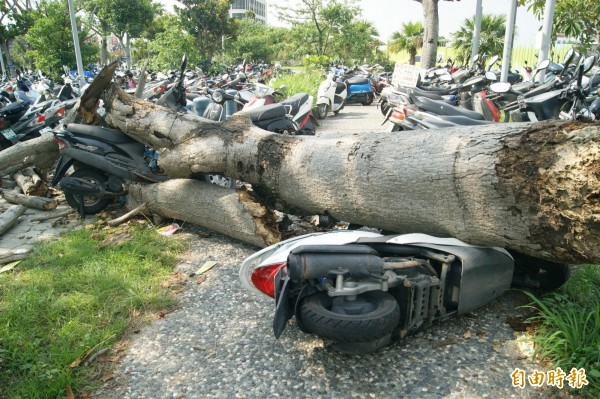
left=180, top=54, right=187, bottom=73
left=490, top=82, right=511, bottom=93
left=278, top=85, right=288, bottom=93
left=439, top=74, right=453, bottom=82
left=485, top=71, right=498, bottom=81
left=583, top=55, right=597, bottom=74
left=488, top=55, right=499, bottom=69
left=536, top=59, right=551, bottom=70
left=563, top=48, right=575, bottom=67
left=472, top=54, right=480, bottom=63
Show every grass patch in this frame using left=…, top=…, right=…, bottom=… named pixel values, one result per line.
left=0, top=222, right=187, bottom=398
left=269, top=69, right=323, bottom=103
left=523, top=264, right=600, bottom=396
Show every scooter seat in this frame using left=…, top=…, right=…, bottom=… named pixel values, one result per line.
left=346, top=77, right=370, bottom=86
left=66, top=123, right=135, bottom=144
left=406, top=87, right=445, bottom=101
left=410, top=94, right=485, bottom=120
left=279, top=93, right=309, bottom=115
left=238, top=103, right=287, bottom=122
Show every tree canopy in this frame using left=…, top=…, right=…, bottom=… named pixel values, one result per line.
left=519, top=0, right=599, bottom=48
left=389, top=21, right=424, bottom=65
left=451, top=14, right=507, bottom=65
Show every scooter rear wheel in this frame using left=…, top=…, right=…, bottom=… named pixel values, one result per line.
left=299, top=290, right=400, bottom=344
left=64, top=168, right=113, bottom=215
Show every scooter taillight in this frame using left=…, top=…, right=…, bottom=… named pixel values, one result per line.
left=250, top=262, right=287, bottom=298
left=54, top=137, right=67, bottom=151
left=54, top=106, right=65, bottom=118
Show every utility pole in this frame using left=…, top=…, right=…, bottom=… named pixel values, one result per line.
left=471, top=0, right=483, bottom=63
left=67, top=0, right=86, bottom=89
left=500, top=0, right=518, bottom=82
left=536, top=0, right=556, bottom=82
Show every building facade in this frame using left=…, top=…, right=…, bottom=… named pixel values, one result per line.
left=230, top=0, right=267, bottom=24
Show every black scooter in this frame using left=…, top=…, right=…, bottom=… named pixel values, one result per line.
left=51, top=55, right=230, bottom=217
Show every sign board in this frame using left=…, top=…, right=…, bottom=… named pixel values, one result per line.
left=391, top=62, right=424, bottom=88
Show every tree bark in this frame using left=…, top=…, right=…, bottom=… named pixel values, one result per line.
left=126, top=180, right=280, bottom=248
left=99, top=84, right=600, bottom=263
left=420, top=0, right=439, bottom=69
left=0, top=134, right=59, bottom=175
left=0, top=188, right=58, bottom=210
left=0, top=204, right=26, bottom=236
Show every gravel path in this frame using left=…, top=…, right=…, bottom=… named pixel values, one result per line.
left=94, top=104, right=561, bottom=399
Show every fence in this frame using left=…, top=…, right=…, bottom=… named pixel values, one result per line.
left=390, top=44, right=573, bottom=70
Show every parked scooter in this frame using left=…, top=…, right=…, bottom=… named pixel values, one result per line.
left=240, top=230, right=569, bottom=354
left=316, top=73, right=346, bottom=118
left=494, top=54, right=597, bottom=122
left=341, top=74, right=376, bottom=105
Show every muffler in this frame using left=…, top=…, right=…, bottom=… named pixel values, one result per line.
left=288, top=245, right=384, bottom=282
left=59, top=176, right=109, bottom=198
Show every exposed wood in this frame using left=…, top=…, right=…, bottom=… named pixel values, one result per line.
left=62, top=60, right=119, bottom=126
left=0, top=188, right=58, bottom=210
left=30, top=208, right=76, bottom=222
left=99, top=83, right=600, bottom=264
left=12, top=167, right=47, bottom=196
left=134, top=59, right=149, bottom=99
left=107, top=202, right=148, bottom=227
left=126, top=180, right=280, bottom=248
left=0, top=248, right=32, bottom=265
left=0, top=134, right=58, bottom=175
left=0, top=204, right=26, bottom=236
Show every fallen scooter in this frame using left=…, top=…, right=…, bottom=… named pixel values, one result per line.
left=240, top=230, right=569, bottom=354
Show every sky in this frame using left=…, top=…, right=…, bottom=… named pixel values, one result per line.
left=158, top=0, right=542, bottom=46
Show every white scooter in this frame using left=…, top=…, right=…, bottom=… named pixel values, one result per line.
left=316, top=73, right=347, bottom=119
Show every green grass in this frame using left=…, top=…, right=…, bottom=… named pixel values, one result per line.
left=523, top=265, right=600, bottom=397
left=268, top=69, right=323, bottom=103
left=0, top=223, right=186, bottom=398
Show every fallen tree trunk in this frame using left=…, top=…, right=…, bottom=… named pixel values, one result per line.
left=97, top=84, right=600, bottom=264
left=0, top=134, right=58, bottom=175
left=126, top=180, right=279, bottom=248
left=0, top=188, right=58, bottom=210
left=0, top=204, right=26, bottom=236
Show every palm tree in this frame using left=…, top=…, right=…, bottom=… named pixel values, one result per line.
left=451, top=14, right=509, bottom=66
left=388, top=21, right=424, bottom=65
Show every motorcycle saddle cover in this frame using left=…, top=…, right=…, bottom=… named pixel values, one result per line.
left=279, top=93, right=309, bottom=115
left=238, top=103, right=287, bottom=122
left=410, top=94, right=485, bottom=120
left=346, top=77, right=370, bottom=86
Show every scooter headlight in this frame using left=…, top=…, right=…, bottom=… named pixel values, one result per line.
left=212, top=89, right=224, bottom=103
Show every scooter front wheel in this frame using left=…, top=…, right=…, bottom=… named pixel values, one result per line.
left=64, top=168, right=113, bottom=215
left=317, top=103, right=328, bottom=119
left=299, top=290, right=400, bottom=344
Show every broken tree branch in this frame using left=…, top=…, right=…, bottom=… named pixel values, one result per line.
left=0, top=188, right=58, bottom=210
left=0, top=204, right=26, bottom=236
left=107, top=202, right=148, bottom=227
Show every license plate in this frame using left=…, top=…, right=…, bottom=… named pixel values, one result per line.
left=40, top=127, right=52, bottom=135
left=1, top=129, right=16, bottom=140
